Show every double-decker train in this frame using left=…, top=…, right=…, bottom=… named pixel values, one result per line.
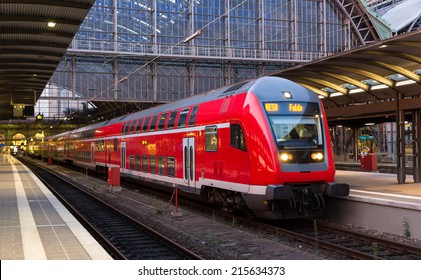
left=31, top=76, right=349, bottom=219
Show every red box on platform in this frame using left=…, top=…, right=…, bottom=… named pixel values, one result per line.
left=107, top=167, right=120, bottom=186
left=360, top=154, right=377, bottom=171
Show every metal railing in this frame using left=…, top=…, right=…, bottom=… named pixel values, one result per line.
left=68, top=39, right=330, bottom=63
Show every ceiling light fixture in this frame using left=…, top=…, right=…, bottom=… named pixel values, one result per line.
left=47, top=22, right=56, bottom=28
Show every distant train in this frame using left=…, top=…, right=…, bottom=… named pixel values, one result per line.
left=29, top=76, right=349, bottom=219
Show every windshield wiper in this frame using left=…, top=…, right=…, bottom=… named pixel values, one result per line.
left=301, top=138, right=318, bottom=159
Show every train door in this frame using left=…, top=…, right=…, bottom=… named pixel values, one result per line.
left=182, top=137, right=195, bottom=191
left=121, top=142, right=126, bottom=170
left=90, top=142, right=95, bottom=165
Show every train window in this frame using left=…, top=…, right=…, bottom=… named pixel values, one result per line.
left=188, top=105, right=199, bottom=127
left=142, top=117, right=150, bottom=132
left=96, top=140, right=104, bottom=151
left=168, top=157, right=175, bottom=177
left=150, top=156, right=156, bottom=174
left=230, top=124, right=247, bottom=151
left=205, top=126, right=218, bottom=151
left=136, top=155, right=141, bottom=171
left=114, top=138, right=118, bottom=151
left=158, top=156, right=165, bottom=175
left=158, top=113, right=168, bottom=130
left=130, top=120, right=137, bottom=133
left=129, top=155, right=135, bottom=170
left=150, top=115, right=158, bottom=131
left=121, top=123, right=126, bottom=134
left=124, top=122, right=131, bottom=134
left=178, top=107, right=190, bottom=128
left=136, top=117, right=144, bottom=132
left=142, top=155, right=148, bottom=172
left=167, top=110, right=178, bottom=129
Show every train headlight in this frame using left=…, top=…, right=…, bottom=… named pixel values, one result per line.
left=280, top=153, right=293, bottom=162
left=311, top=152, right=324, bottom=161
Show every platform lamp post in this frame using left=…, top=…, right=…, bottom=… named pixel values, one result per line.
left=36, top=113, right=44, bottom=161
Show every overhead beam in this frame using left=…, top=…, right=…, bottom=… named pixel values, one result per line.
left=295, top=83, right=329, bottom=98
left=370, top=60, right=421, bottom=83
left=358, top=50, right=421, bottom=64
left=283, top=74, right=349, bottom=94
left=329, top=65, right=396, bottom=87
left=0, top=0, right=93, bottom=10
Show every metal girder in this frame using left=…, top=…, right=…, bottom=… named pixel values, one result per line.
left=284, top=74, right=349, bottom=95
left=295, top=82, right=329, bottom=98
left=0, top=0, right=94, bottom=9
left=370, top=60, right=421, bottom=83
left=332, top=0, right=385, bottom=44
left=358, top=50, right=421, bottom=64
left=329, top=65, right=396, bottom=88
left=307, top=69, right=371, bottom=92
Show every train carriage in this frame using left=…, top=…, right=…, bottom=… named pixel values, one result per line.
left=40, top=76, right=349, bottom=219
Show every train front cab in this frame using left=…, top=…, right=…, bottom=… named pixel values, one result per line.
left=242, top=90, right=349, bottom=219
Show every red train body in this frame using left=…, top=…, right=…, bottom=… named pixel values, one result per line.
left=41, top=76, right=349, bottom=219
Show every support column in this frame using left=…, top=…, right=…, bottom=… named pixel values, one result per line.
left=188, top=64, right=195, bottom=97
left=152, top=62, right=158, bottom=102
left=413, top=110, right=421, bottom=182
left=353, top=125, right=358, bottom=162
left=396, top=91, right=406, bottom=184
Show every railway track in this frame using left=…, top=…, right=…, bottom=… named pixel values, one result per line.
left=20, top=158, right=203, bottom=260
left=264, top=219, right=421, bottom=260
left=107, top=180, right=421, bottom=259
left=20, top=156, right=421, bottom=260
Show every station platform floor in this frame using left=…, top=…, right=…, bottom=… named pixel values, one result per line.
left=335, top=169, right=421, bottom=208
left=335, top=159, right=421, bottom=208
left=0, top=154, right=112, bottom=260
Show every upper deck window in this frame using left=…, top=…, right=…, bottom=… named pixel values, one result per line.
left=150, top=115, right=158, bottom=131
left=142, top=116, right=150, bottom=132
left=188, top=105, right=199, bottom=127
left=130, top=120, right=137, bottom=133
left=136, top=117, right=144, bottom=132
left=178, top=108, right=190, bottom=128
left=167, top=110, right=178, bottom=129
left=124, top=122, right=131, bottom=134
left=158, top=112, right=168, bottom=130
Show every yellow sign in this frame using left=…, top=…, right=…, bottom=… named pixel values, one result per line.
left=265, top=103, right=279, bottom=112
left=289, top=103, right=303, bottom=112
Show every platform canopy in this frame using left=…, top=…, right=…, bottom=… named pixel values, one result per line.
left=272, top=29, right=421, bottom=126
left=0, top=0, right=95, bottom=120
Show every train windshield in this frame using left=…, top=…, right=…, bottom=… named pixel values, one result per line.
left=266, top=102, right=323, bottom=149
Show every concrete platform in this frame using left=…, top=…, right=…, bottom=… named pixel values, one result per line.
left=0, top=154, right=112, bottom=260
left=329, top=169, right=421, bottom=239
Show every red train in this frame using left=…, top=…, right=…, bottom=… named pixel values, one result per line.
left=37, top=76, right=349, bottom=219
